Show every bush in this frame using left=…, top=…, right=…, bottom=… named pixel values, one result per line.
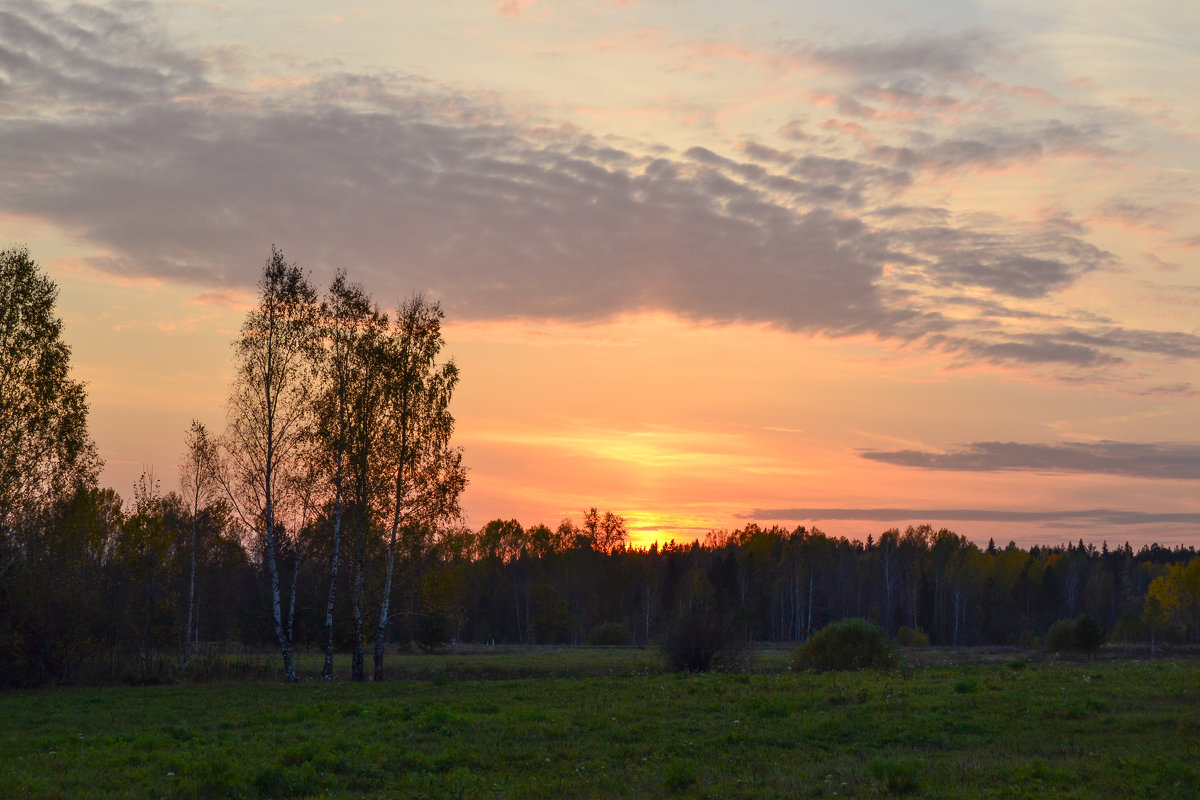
left=894, top=626, right=930, bottom=647
left=1073, top=613, right=1105, bottom=656
left=663, top=608, right=748, bottom=672
left=587, top=622, right=633, bottom=646
left=1044, top=614, right=1104, bottom=656
left=1043, top=618, right=1077, bottom=653
left=792, top=618, right=898, bottom=672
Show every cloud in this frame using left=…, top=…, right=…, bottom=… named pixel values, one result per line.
left=859, top=440, right=1200, bottom=480
left=802, top=29, right=1005, bottom=81
left=0, top=2, right=1188, bottom=377
left=872, top=121, right=1113, bottom=174
left=739, top=507, right=1200, bottom=527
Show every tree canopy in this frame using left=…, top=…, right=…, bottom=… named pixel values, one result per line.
left=0, top=246, right=99, bottom=567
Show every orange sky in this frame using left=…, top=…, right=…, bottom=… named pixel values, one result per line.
left=3, top=0, right=1199, bottom=548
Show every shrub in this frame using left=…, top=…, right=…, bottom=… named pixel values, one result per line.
left=587, top=622, right=633, bottom=646
left=894, top=626, right=930, bottom=647
left=1073, top=613, right=1105, bottom=656
left=1043, top=618, right=1077, bottom=653
left=663, top=608, right=748, bottom=672
left=1044, top=614, right=1106, bottom=656
left=793, top=618, right=898, bottom=672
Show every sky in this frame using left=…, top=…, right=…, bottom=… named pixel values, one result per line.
left=1, top=0, right=1198, bottom=549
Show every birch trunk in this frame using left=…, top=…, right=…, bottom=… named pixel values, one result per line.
left=181, top=488, right=198, bottom=670
left=321, top=503, right=342, bottom=681
left=373, top=534, right=396, bottom=681
left=351, top=526, right=366, bottom=680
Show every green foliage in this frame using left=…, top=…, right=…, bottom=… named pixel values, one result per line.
left=793, top=618, right=898, bottom=671
left=663, top=608, right=749, bottom=672
left=894, top=625, right=930, bottom=647
left=587, top=622, right=633, bottom=646
left=0, top=246, right=100, bottom=534
left=1045, top=614, right=1106, bottom=655
left=1074, top=613, right=1105, bottom=655
left=1043, top=618, right=1078, bottom=653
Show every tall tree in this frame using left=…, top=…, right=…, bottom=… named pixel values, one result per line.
left=373, top=296, right=466, bottom=680
left=179, top=420, right=217, bottom=669
left=0, top=246, right=99, bottom=573
left=218, top=247, right=318, bottom=682
left=342, top=305, right=392, bottom=680
left=314, top=272, right=382, bottom=680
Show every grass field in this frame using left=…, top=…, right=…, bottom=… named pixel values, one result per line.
left=2, top=649, right=1198, bottom=799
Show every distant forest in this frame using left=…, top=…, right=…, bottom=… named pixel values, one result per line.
left=3, top=245, right=1199, bottom=687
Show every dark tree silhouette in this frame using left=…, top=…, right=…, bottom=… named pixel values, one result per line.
left=0, top=246, right=99, bottom=571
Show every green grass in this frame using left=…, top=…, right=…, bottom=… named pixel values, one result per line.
left=2, top=652, right=1198, bottom=798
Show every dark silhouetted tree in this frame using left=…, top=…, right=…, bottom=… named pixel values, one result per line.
left=0, top=246, right=99, bottom=574
left=218, top=246, right=319, bottom=682
left=179, top=420, right=218, bottom=669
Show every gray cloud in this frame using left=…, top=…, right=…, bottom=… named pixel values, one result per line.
left=873, top=122, right=1112, bottom=174
left=0, top=2, right=1186, bottom=375
left=804, top=29, right=1003, bottom=80
left=922, top=321, right=1200, bottom=367
left=859, top=441, right=1200, bottom=479
left=926, top=333, right=1121, bottom=367
left=891, top=213, right=1114, bottom=298
left=740, top=507, right=1200, bottom=526
left=0, top=2, right=935, bottom=336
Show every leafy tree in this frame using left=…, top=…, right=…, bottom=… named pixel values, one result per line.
left=179, top=420, right=218, bottom=669
left=1145, top=558, right=1200, bottom=644
left=115, top=470, right=178, bottom=677
left=1073, top=613, right=1105, bottom=656
left=0, top=246, right=99, bottom=571
left=313, top=272, right=384, bottom=681
left=218, top=247, right=319, bottom=681
left=373, top=296, right=466, bottom=678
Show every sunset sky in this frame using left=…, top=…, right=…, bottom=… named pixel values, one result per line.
left=2, top=0, right=1198, bottom=548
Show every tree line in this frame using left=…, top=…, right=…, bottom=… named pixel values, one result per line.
left=1, top=246, right=465, bottom=685
left=2, top=245, right=1198, bottom=687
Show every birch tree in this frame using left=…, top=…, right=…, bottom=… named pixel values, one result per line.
left=179, top=420, right=218, bottom=669
left=218, top=247, right=318, bottom=682
left=373, top=296, right=466, bottom=680
left=313, top=273, right=383, bottom=681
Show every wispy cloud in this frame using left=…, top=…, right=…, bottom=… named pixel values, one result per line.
left=740, top=507, right=1200, bottom=527
left=859, top=440, right=1200, bottom=480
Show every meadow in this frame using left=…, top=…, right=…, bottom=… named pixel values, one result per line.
left=2, top=648, right=1198, bottom=799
